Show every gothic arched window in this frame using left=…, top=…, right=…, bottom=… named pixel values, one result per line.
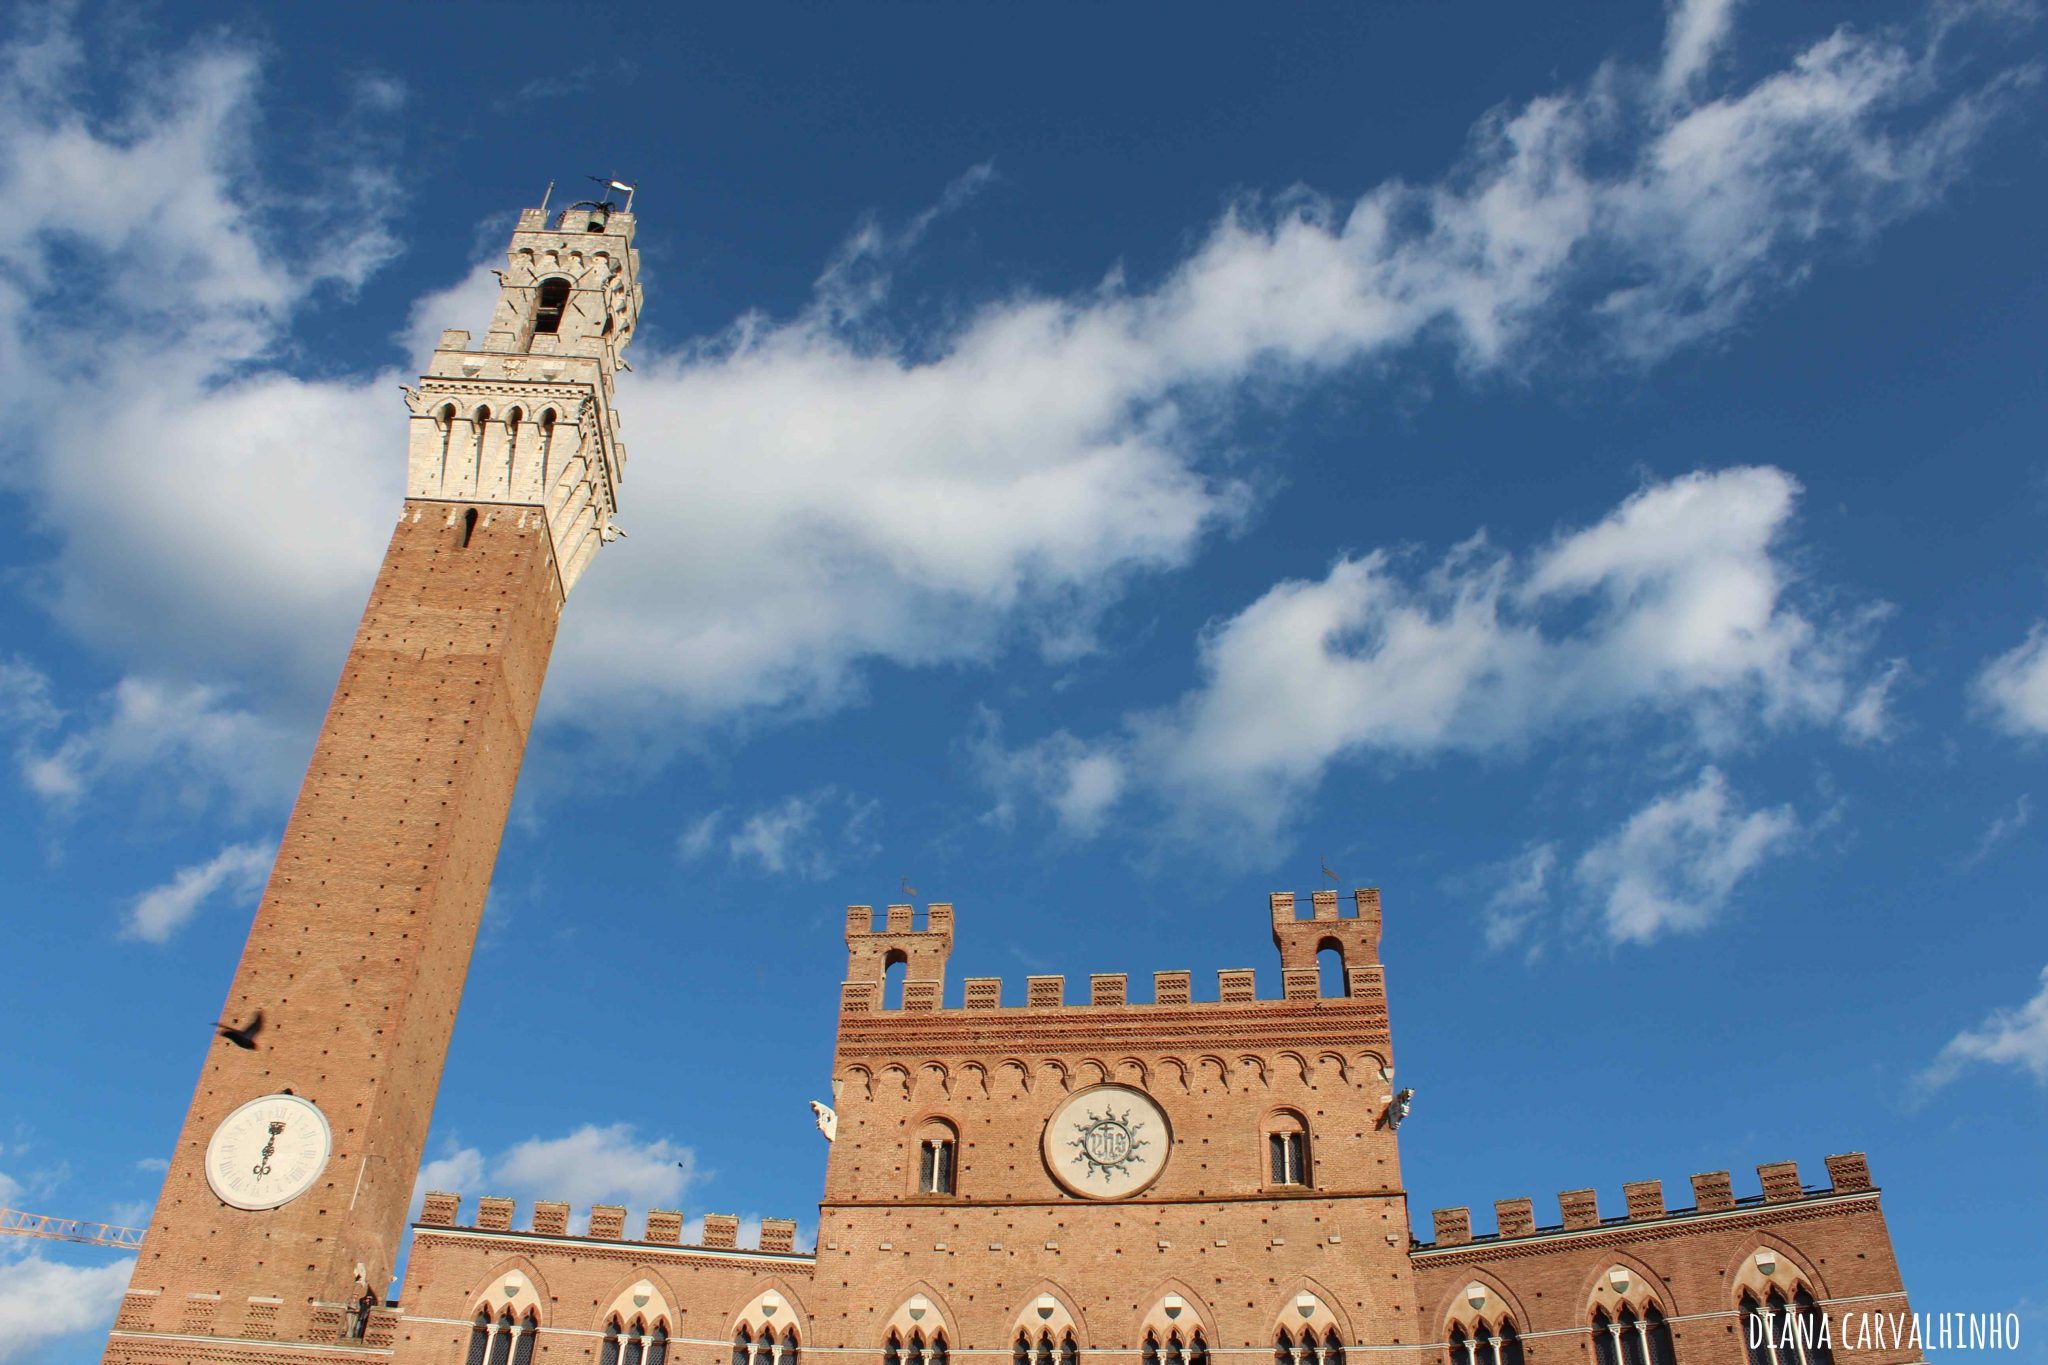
left=739, top=1327, right=758, bottom=1365
left=645, top=1323, right=669, bottom=1365
left=782, top=1325, right=801, bottom=1365
left=917, top=1119, right=958, bottom=1195
left=509, top=1310, right=538, bottom=1365
left=1267, top=1112, right=1310, bottom=1187
left=533, top=278, right=572, bottom=335
left=466, top=1311, right=490, bottom=1365
left=486, top=1306, right=516, bottom=1365
left=1453, top=1319, right=1524, bottom=1365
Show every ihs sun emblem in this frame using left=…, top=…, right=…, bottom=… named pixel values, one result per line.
left=1068, top=1107, right=1148, bottom=1180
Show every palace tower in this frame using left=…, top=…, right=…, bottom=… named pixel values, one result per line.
left=105, top=195, right=642, bottom=1360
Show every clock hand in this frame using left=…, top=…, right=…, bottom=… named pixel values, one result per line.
left=253, top=1119, right=284, bottom=1178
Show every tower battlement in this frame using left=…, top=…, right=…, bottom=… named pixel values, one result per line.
left=838, top=892, right=1387, bottom=1014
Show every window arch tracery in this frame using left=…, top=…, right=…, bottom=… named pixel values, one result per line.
left=1264, top=1110, right=1311, bottom=1188
left=1443, top=1280, right=1526, bottom=1365
left=1735, top=1246, right=1833, bottom=1365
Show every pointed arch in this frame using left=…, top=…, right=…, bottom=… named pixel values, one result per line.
left=1727, top=1235, right=1831, bottom=1301
left=470, top=1259, right=550, bottom=1321
left=732, top=1277, right=814, bottom=1339
left=1436, top=1275, right=1533, bottom=1340
left=591, top=1268, right=678, bottom=1334
left=1580, top=1252, right=1679, bottom=1319
left=1009, top=1279, right=1088, bottom=1345
left=881, top=1283, right=960, bottom=1346
left=1136, top=1280, right=1221, bottom=1345
left=1271, top=1280, right=1353, bottom=1346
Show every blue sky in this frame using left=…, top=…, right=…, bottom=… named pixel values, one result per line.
left=2, top=1, right=2046, bottom=1360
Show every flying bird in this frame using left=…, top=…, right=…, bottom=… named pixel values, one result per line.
left=215, top=1011, right=265, bottom=1050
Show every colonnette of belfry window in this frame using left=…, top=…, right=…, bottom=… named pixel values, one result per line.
left=1274, top=1327, right=1345, bottom=1365
left=917, top=1118, right=957, bottom=1195
left=883, top=1327, right=949, bottom=1365
left=1590, top=1307, right=1676, bottom=1365
left=1015, top=1327, right=1079, bottom=1365
left=464, top=1307, right=539, bottom=1365
left=1447, top=1319, right=1524, bottom=1365
left=1742, top=1289, right=1835, bottom=1365
left=1141, top=1327, right=1208, bottom=1365
left=598, top=1316, right=670, bottom=1365
left=735, top=1322, right=800, bottom=1365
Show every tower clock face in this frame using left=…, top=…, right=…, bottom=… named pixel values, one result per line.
left=205, top=1094, right=332, bottom=1211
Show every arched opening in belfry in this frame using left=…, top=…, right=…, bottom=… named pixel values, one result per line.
left=1317, top=939, right=1347, bottom=999
left=460, top=508, right=479, bottom=549
left=883, top=949, right=909, bottom=1010
left=532, top=277, right=572, bottom=335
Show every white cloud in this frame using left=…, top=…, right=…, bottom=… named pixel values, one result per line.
left=121, top=841, right=275, bottom=943
left=1842, top=658, right=1906, bottom=743
left=1920, top=966, right=2048, bottom=1090
left=1660, top=0, right=1743, bottom=101
left=0, top=1246, right=134, bottom=1364
left=1573, top=767, right=1798, bottom=944
left=968, top=710, right=1127, bottom=837
left=680, top=788, right=881, bottom=879
left=1963, top=794, right=2032, bottom=870
left=995, top=468, right=1879, bottom=845
left=1975, top=625, right=2048, bottom=737
left=10, top=671, right=305, bottom=818
left=409, top=1125, right=698, bottom=1231
left=1482, top=842, right=1559, bottom=951
left=0, top=3, right=2021, bottom=808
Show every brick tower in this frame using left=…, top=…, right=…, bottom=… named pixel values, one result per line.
left=106, top=194, right=643, bottom=1360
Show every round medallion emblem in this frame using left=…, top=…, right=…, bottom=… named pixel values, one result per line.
left=1042, top=1084, right=1170, bottom=1199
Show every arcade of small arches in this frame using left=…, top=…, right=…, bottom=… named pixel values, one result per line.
left=430, top=402, right=566, bottom=488
left=1442, top=1247, right=1838, bottom=1365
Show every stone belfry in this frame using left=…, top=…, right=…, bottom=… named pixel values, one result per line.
left=105, top=193, right=642, bottom=1360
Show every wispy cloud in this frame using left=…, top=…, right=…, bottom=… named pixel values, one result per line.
left=1964, top=794, right=2032, bottom=870
left=1919, top=966, right=2048, bottom=1091
left=1573, top=767, right=1798, bottom=945
left=678, top=788, right=881, bottom=879
left=121, top=841, right=275, bottom=943
left=1975, top=625, right=2048, bottom=738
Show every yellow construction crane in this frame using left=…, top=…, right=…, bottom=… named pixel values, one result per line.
left=0, top=1206, right=145, bottom=1251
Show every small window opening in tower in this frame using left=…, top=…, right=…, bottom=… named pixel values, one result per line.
left=533, top=278, right=572, bottom=335
left=460, top=508, right=479, bottom=548
left=1317, top=940, right=1347, bottom=998
left=882, top=950, right=908, bottom=1010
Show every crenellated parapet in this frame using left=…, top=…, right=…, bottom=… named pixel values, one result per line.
left=414, top=1192, right=807, bottom=1259
left=1418, top=1153, right=1875, bottom=1251
left=839, top=891, right=1389, bottom=1019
